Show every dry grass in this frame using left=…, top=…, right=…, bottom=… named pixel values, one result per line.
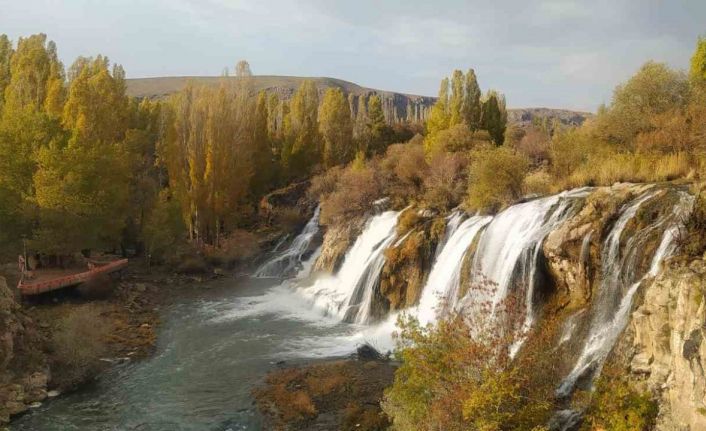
left=50, top=304, right=109, bottom=390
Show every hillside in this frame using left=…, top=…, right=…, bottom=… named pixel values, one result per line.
left=126, top=75, right=592, bottom=126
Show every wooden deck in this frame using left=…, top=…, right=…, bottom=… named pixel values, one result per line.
left=18, top=259, right=128, bottom=296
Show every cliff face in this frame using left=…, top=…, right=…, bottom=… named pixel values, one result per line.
left=622, top=258, right=706, bottom=430
left=0, top=277, right=49, bottom=424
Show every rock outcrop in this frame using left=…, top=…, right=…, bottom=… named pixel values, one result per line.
left=625, top=258, right=706, bottom=430
left=0, top=277, right=49, bottom=424
left=313, top=218, right=365, bottom=273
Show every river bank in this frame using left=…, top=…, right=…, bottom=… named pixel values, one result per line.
left=0, top=260, right=221, bottom=426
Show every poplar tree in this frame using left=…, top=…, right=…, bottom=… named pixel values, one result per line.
left=426, top=78, right=450, bottom=136
left=282, top=80, right=320, bottom=178
left=251, top=91, right=273, bottom=197
left=366, top=94, right=390, bottom=155
left=463, top=69, right=482, bottom=131
left=319, top=88, right=353, bottom=168
left=449, top=70, right=465, bottom=126
left=34, top=56, right=131, bottom=253
left=481, top=91, right=507, bottom=146
left=0, top=34, right=13, bottom=112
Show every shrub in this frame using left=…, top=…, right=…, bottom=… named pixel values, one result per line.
left=50, top=305, right=108, bottom=389
left=380, top=143, right=429, bottom=203
left=423, top=152, right=468, bottom=210
left=319, top=162, right=383, bottom=225
left=143, top=190, right=186, bottom=262
left=515, top=126, right=550, bottom=165
left=382, top=297, right=555, bottom=431
left=467, top=145, right=529, bottom=213
left=308, top=165, right=344, bottom=201
left=582, top=366, right=658, bottom=431
left=523, top=169, right=552, bottom=196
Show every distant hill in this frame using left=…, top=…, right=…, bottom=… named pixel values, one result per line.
left=125, top=75, right=592, bottom=126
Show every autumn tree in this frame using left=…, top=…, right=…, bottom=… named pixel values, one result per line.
left=449, top=70, right=465, bottom=126
left=251, top=91, right=273, bottom=197
left=594, top=61, right=689, bottom=147
left=0, top=34, right=13, bottom=112
left=33, top=56, right=131, bottom=254
left=282, top=80, right=320, bottom=178
left=319, top=88, right=353, bottom=168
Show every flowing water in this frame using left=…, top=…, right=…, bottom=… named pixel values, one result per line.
left=11, top=186, right=694, bottom=429
left=466, top=189, right=589, bottom=331
left=10, top=278, right=365, bottom=431
left=295, top=210, right=400, bottom=324
left=557, top=189, right=694, bottom=396
left=416, top=214, right=491, bottom=326
left=254, top=206, right=321, bottom=278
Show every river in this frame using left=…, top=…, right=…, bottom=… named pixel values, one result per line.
left=11, top=277, right=368, bottom=431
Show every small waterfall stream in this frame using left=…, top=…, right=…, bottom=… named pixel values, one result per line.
left=254, top=206, right=321, bottom=278
left=557, top=190, right=694, bottom=396
left=416, top=214, right=491, bottom=326
left=466, top=189, right=589, bottom=330
left=296, top=210, right=400, bottom=324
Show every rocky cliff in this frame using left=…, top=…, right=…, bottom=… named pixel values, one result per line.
left=0, top=277, right=49, bottom=424
left=621, top=258, right=706, bottom=430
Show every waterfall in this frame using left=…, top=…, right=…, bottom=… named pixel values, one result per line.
left=557, top=190, right=694, bottom=396
left=416, top=214, right=491, bottom=326
left=296, top=210, right=400, bottom=324
left=254, top=206, right=321, bottom=278
left=465, top=189, right=589, bottom=329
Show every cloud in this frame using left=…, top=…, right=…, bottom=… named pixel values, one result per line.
left=1, top=0, right=704, bottom=111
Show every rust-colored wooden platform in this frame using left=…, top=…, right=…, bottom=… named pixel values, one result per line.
left=18, top=259, right=128, bottom=296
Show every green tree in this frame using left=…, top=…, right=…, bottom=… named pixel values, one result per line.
left=481, top=91, right=507, bottom=145
left=463, top=68, right=482, bottom=131
left=449, top=70, right=465, bottom=126
left=366, top=94, right=391, bottom=155
left=319, top=88, right=353, bottom=168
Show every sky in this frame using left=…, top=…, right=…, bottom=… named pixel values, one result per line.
left=2, top=0, right=704, bottom=111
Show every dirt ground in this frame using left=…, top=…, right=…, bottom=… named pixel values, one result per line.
left=254, top=357, right=397, bottom=431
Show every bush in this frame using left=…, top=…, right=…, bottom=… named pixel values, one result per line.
left=425, top=124, right=491, bottom=155
left=523, top=169, right=552, bottom=196
left=515, top=126, right=550, bottom=165
left=382, top=297, right=556, bottom=431
left=50, top=305, right=108, bottom=389
left=423, top=152, right=468, bottom=210
left=582, top=366, right=658, bottom=431
left=143, top=190, right=186, bottom=262
left=319, top=162, right=383, bottom=225
left=380, top=143, right=429, bottom=203
left=467, top=145, right=529, bottom=213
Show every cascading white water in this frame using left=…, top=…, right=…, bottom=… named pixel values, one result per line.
left=416, top=214, right=491, bottom=326
left=254, top=206, right=321, bottom=278
left=466, top=189, right=590, bottom=330
left=296, top=210, right=400, bottom=324
left=557, top=190, right=694, bottom=396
